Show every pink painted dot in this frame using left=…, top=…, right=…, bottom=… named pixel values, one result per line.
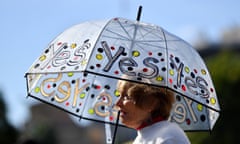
left=82, top=79, right=86, bottom=83
left=148, top=52, right=152, bottom=56
left=143, top=68, right=148, bottom=72
left=109, top=116, right=114, bottom=121
left=111, top=46, right=115, bottom=50
left=79, top=103, right=82, bottom=106
left=169, top=79, right=173, bottom=84
left=47, top=84, right=51, bottom=89
left=96, top=85, right=101, bottom=89
left=186, top=118, right=191, bottom=125
left=57, top=42, right=62, bottom=45
left=210, top=88, right=214, bottom=93
left=47, top=65, right=51, bottom=69
left=114, top=70, right=119, bottom=75
left=182, top=85, right=186, bottom=91
left=194, top=69, right=198, bottom=73
left=66, top=102, right=70, bottom=106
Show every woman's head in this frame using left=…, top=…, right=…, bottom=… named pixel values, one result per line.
left=116, top=79, right=175, bottom=129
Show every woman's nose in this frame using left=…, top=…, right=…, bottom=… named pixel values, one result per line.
left=115, top=97, right=123, bottom=107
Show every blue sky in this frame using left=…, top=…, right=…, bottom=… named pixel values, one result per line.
left=0, top=0, right=239, bottom=129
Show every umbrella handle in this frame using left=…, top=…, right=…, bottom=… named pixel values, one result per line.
left=105, top=122, right=112, bottom=144
left=105, top=111, right=120, bottom=144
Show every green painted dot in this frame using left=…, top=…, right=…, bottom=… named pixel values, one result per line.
left=185, top=67, right=190, bottom=73
left=197, top=104, right=203, bottom=111
left=68, top=72, right=74, bottom=77
left=96, top=54, right=103, bottom=60
left=156, top=76, right=164, bottom=81
left=132, top=50, right=140, bottom=57
left=79, top=93, right=86, bottom=99
left=169, top=69, right=174, bottom=76
left=88, top=108, right=95, bottom=115
left=35, top=87, right=40, bottom=93
left=114, top=90, right=120, bottom=97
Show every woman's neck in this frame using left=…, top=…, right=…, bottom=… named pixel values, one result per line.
left=136, top=116, right=164, bottom=130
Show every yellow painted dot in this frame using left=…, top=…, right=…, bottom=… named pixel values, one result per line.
left=185, top=67, right=190, bottom=73
left=80, top=93, right=86, bottom=99
left=35, top=87, right=40, bottom=93
left=88, top=108, right=95, bottom=115
left=71, top=43, right=77, bottom=48
left=114, top=90, right=120, bottom=97
left=96, top=54, right=103, bottom=60
left=132, top=50, right=140, bottom=57
left=39, top=55, right=46, bottom=61
left=201, top=69, right=207, bottom=75
left=197, top=104, right=203, bottom=111
left=169, top=69, right=174, bottom=76
left=68, top=72, right=74, bottom=77
left=210, top=97, right=216, bottom=105
left=156, top=76, right=164, bottom=81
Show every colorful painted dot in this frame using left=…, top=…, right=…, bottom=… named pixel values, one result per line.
left=142, top=68, right=148, bottom=72
left=169, top=78, right=173, bottom=84
left=39, top=55, right=46, bottom=61
left=194, top=69, right=198, bottom=73
left=169, top=69, right=174, bottom=76
left=210, top=97, right=216, bottom=105
left=79, top=93, right=86, bottom=99
left=96, top=54, right=103, bottom=60
left=114, top=70, right=119, bottom=75
left=156, top=76, right=164, bottom=81
left=197, top=104, right=203, bottom=111
left=111, top=46, right=115, bottom=50
left=35, top=87, right=40, bottom=93
left=201, top=69, right=207, bottom=75
left=114, top=90, right=120, bottom=97
left=57, top=42, right=62, bottom=45
left=148, top=52, right=152, bottom=56
left=47, top=84, right=51, bottom=89
left=68, top=72, right=74, bottom=77
left=184, top=67, right=190, bottom=73
left=186, top=118, right=191, bottom=125
left=132, top=50, right=140, bottom=57
left=181, top=85, right=186, bottom=91
left=109, top=116, right=114, bottom=121
left=71, top=43, right=77, bottom=48
left=210, top=88, right=214, bottom=93
left=66, top=102, right=70, bottom=106
left=88, top=108, right=95, bottom=115
left=95, top=85, right=101, bottom=89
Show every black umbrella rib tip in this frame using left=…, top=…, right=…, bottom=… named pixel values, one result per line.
left=136, top=5, right=143, bottom=21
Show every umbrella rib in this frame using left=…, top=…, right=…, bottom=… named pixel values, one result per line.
left=135, top=41, right=166, bottom=50
left=116, top=20, right=133, bottom=39
left=104, top=29, right=131, bottom=41
left=102, top=35, right=132, bottom=41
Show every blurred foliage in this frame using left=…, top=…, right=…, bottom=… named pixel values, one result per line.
left=187, top=48, right=240, bottom=144
left=0, top=91, right=19, bottom=144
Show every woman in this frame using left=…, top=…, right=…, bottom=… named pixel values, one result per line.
left=116, top=79, right=190, bottom=144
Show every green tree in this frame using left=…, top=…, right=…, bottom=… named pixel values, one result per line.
left=0, top=90, right=19, bottom=144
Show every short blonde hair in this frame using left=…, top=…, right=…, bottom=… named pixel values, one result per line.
left=117, top=80, right=175, bottom=120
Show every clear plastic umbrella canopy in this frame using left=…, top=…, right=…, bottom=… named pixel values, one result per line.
left=25, top=17, right=220, bottom=134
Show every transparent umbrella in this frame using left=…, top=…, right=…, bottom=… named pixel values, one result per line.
left=25, top=6, right=220, bottom=144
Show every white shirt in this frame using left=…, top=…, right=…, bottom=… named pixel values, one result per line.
left=133, top=121, right=191, bottom=144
